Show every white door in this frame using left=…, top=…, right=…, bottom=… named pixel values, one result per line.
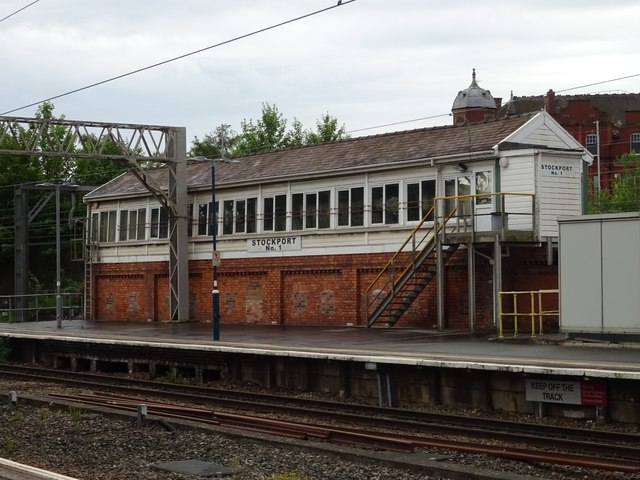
left=443, top=176, right=471, bottom=231
left=474, top=170, right=494, bottom=231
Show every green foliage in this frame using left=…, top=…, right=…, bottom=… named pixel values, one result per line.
left=191, top=103, right=349, bottom=158
left=591, top=153, right=640, bottom=213
left=68, top=403, right=85, bottom=420
left=9, top=411, right=23, bottom=423
left=188, top=124, right=237, bottom=159
left=306, top=112, right=348, bottom=144
left=0, top=102, right=130, bottom=294
left=233, top=102, right=289, bottom=156
left=37, top=406, right=51, bottom=421
left=2, top=437, right=17, bottom=453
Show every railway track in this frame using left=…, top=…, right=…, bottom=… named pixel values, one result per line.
left=2, top=364, right=640, bottom=474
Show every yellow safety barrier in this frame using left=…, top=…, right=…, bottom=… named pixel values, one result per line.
left=498, top=289, right=559, bottom=338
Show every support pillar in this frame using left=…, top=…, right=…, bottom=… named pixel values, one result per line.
left=468, top=243, right=475, bottom=332
left=166, top=127, right=189, bottom=322
left=493, top=235, right=502, bottom=328
left=14, top=186, right=29, bottom=323
left=436, top=237, right=445, bottom=330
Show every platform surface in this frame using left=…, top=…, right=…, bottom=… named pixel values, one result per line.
left=1, top=320, right=639, bottom=379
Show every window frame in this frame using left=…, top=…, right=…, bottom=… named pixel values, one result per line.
left=405, top=179, right=436, bottom=223
left=631, top=132, right=640, bottom=153
left=585, top=133, right=598, bottom=155
left=149, top=206, right=169, bottom=239
left=263, top=194, right=287, bottom=232
left=337, top=186, right=365, bottom=227
left=370, top=182, right=400, bottom=225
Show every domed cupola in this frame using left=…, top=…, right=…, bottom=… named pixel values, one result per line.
left=452, top=69, right=498, bottom=124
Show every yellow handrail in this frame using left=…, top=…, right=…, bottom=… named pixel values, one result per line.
left=364, top=205, right=437, bottom=296
left=364, top=191, right=537, bottom=326
left=498, top=289, right=559, bottom=338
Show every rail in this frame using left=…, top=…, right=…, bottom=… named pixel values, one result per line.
left=0, top=293, right=83, bottom=323
left=0, top=457, right=80, bottom=480
left=498, top=289, right=559, bottom=338
left=433, top=191, right=536, bottom=240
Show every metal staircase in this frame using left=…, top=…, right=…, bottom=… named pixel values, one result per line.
left=366, top=206, right=459, bottom=327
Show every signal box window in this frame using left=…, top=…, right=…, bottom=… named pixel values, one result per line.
left=406, top=180, right=435, bottom=222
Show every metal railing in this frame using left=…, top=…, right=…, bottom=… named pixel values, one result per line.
left=433, top=192, right=536, bottom=239
left=0, top=293, right=83, bottom=323
left=498, top=289, right=559, bottom=338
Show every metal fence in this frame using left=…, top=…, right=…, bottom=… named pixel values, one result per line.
left=0, top=293, right=83, bottom=323
left=497, top=289, right=559, bottom=338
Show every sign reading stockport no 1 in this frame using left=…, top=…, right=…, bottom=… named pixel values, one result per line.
left=247, top=236, right=302, bottom=253
left=525, top=379, right=607, bottom=407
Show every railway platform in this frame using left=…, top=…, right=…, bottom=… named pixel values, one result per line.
left=1, top=320, right=639, bottom=423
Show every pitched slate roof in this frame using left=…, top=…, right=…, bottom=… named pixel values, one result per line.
left=85, top=113, right=536, bottom=200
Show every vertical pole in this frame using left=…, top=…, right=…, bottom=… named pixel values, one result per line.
left=14, top=186, right=29, bottom=322
left=167, top=127, right=189, bottom=322
left=436, top=235, right=445, bottom=330
left=493, top=234, right=502, bottom=329
left=56, top=186, right=62, bottom=329
left=497, top=292, right=503, bottom=338
left=595, top=120, right=601, bottom=194
left=538, top=291, right=544, bottom=335
left=530, top=291, right=535, bottom=337
left=467, top=242, right=475, bottom=332
left=513, top=293, right=518, bottom=337
left=212, top=159, right=220, bottom=341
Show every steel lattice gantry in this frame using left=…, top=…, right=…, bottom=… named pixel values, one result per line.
left=0, top=115, right=189, bottom=322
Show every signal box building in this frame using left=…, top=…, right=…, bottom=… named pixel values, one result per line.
left=83, top=107, right=591, bottom=332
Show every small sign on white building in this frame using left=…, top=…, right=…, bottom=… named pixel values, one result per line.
left=247, top=236, right=302, bottom=253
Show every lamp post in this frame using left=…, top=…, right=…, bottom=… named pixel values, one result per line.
left=55, top=184, right=62, bottom=329
left=211, top=158, right=221, bottom=340
left=210, top=153, right=239, bottom=341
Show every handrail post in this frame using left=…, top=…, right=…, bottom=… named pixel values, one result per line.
left=513, top=293, right=518, bottom=337
left=530, top=291, right=536, bottom=337
left=497, top=292, right=504, bottom=339
left=538, top=291, right=544, bottom=335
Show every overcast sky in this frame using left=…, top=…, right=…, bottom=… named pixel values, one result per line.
left=1, top=0, right=639, bottom=145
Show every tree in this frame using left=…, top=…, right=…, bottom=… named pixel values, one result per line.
left=194, top=103, right=349, bottom=158
left=0, top=102, right=145, bottom=295
left=232, top=103, right=289, bottom=156
left=188, top=124, right=237, bottom=159
left=0, top=102, right=79, bottom=293
left=74, top=135, right=132, bottom=187
left=306, top=113, right=348, bottom=144
left=591, top=153, right=640, bottom=213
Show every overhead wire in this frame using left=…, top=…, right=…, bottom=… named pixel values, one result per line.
left=0, top=0, right=40, bottom=25
left=556, top=73, right=640, bottom=93
left=347, top=113, right=452, bottom=135
left=0, top=0, right=356, bottom=116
